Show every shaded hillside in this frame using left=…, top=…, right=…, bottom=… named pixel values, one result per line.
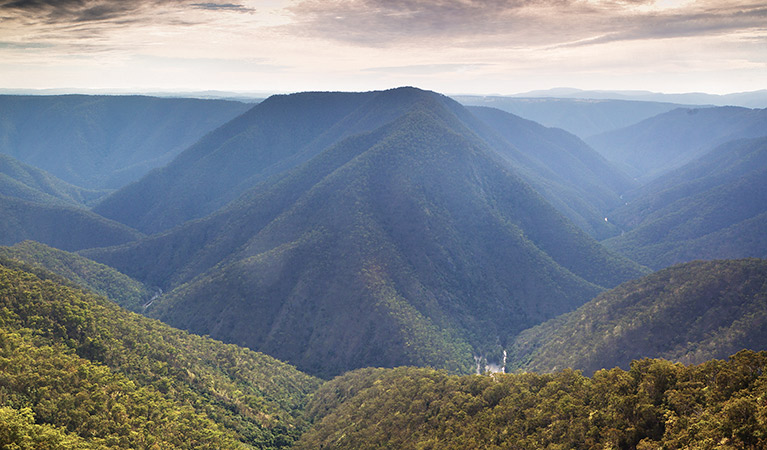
left=586, top=106, right=767, bottom=180
left=455, top=95, right=683, bottom=138
left=467, top=106, right=635, bottom=239
left=0, top=261, right=321, bottom=449
left=85, top=88, right=646, bottom=378
left=0, top=195, right=142, bottom=251
left=0, top=154, right=106, bottom=206
left=95, top=88, right=637, bottom=239
left=603, top=137, right=767, bottom=269
left=93, top=91, right=382, bottom=233
left=0, top=95, right=250, bottom=189
left=510, top=259, right=767, bottom=375
left=296, top=352, right=767, bottom=450
left=0, top=241, right=152, bottom=312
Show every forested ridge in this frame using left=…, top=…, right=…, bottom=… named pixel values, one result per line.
left=510, top=259, right=767, bottom=374
left=297, top=352, right=767, bottom=449
left=0, top=261, right=321, bottom=449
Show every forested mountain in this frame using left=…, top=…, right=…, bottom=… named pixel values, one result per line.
left=83, top=88, right=646, bottom=378
left=455, top=95, right=683, bottom=138
left=586, top=106, right=767, bottom=180
left=295, top=352, right=767, bottom=449
left=510, top=259, right=767, bottom=374
left=0, top=95, right=250, bottom=189
left=93, top=91, right=383, bottom=234
left=603, top=137, right=767, bottom=268
left=0, top=241, right=152, bottom=312
left=467, top=106, right=634, bottom=239
left=94, top=88, right=634, bottom=239
left=0, top=195, right=142, bottom=251
left=0, top=261, right=321, bottom=449
left=0, top=153, right=106, bottom=206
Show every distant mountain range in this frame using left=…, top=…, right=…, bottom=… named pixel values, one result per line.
left=455, top=96, right=685, bottom=138
left=508, top=87, right=767, bottom=108
left=0, top=95, right=250, bottom=189
left=587, top=106, right=767, bottom=180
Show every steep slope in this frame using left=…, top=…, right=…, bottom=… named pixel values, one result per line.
left=0, top=94, right=250, bottom=189
left=467, top=106, right=635, bottom=239
left=94, top=88, right=638, bottom=238
left=93, top=91, right=384, bottom=233
left=0, top=260, right=321, bottom=449
left=510, top=259, right=767, bottom=374
left=0, top=241, right=152, bottom=312
left=455, top=95, right=684, bottom=138
left=296, top=352, right=767, bottom=450
left=0, top=154, right=106, bottom=206
left=0, top=195, right=143, bottom=251
left=603, top=137, right=767, bottom=269
left=586, top=106, right=767, bottom=180
left=86, top=88, right=646, bottom=378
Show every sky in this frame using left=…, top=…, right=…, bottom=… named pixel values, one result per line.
left=0, top=0, right=765, bottom=96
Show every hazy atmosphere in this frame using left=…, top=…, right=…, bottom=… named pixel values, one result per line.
left=1, top=0, right=765, bottom=95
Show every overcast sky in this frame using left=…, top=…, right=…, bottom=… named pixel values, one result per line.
left=1, top=0, right=765, bottom=95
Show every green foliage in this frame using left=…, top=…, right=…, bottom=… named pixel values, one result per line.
left=510, top=259, right=767, bottom=374
left=0, top=263, right=321, bottom=449
left=296, top=352, right=767, bottom=449
left=0, top=406, right=99, bottom=450
left=0, top=241, right=152, bottom=312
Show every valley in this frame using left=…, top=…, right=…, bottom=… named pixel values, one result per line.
left=0, top=87, right=765, bottom=448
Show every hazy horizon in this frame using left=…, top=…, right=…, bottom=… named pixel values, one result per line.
left=1, top=0, right=764, bottom=96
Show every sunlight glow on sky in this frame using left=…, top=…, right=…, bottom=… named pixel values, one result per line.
left=0, top=0, right=764, bottom=95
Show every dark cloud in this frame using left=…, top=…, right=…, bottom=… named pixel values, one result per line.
left=289, top=0, right=767, bottom=48
left=191, top=2, right=250, bottom=11
left=0, top=0, right=251, bottom=26
left=0, top=0, right=140, bottom=24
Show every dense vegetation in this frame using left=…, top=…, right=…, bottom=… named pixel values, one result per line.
left=0, top=94, right=250, bottom=189
left=0, top=262, right=321, bottom=449
left=604, top=137, right=767, bottom=268
left=510, top=259, right=767, bottom=374
left=297, top=351, right=767, bottom=449
left=0, top=194, right=143, bottom=251
left=85, top=88, right=645, bottom=378
left=0, top=241, right=152, bottom=312
left=587, top=106, right=767, bottom=180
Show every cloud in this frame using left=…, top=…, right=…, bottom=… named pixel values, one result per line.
left=363, top=63, right=492, bottom=74
left=0, top=0, right=251, bottom=26
left=288, top=0, right=767, bottom=49
left=191, top=2, right=251, bottom=11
